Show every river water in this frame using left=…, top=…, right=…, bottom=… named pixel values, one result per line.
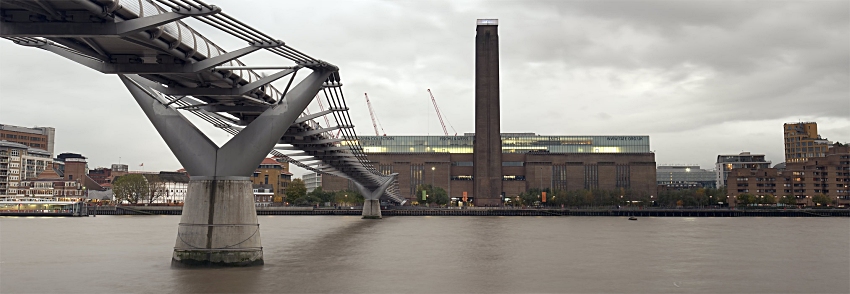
left=1, top=216, right=848, bottom=293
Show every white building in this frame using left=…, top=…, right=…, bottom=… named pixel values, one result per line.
left=139, top=172, right=189, bottom=204
left=1, top=140, right=53, bottom=196
left=715, top=152, right=772, bottom=188
left=303, top=172, right=322, bottom=192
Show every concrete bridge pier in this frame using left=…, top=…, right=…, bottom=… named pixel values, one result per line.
left=355, top=174, right=397, bottom=219
left=119, top=69, right=333, bottom=266
left=174, top=178, right=262, bottom=266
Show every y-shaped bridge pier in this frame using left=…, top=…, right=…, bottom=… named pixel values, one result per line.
left=1, top=0, right=404, bottom=266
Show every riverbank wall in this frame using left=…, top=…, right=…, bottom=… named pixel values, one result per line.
left=57, top=206, right=850, bottom=217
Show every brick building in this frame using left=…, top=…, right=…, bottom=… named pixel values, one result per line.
left=728, top=143, right=850, bottom=207
left=250, top=158, right=292, bottom=202
left=324, top=19, right=655, bottom=205
left=323, top=134, right=657, bottom=204
left=784, top=122, right=831, bottom=163
left=715, top=152, right=772, bottom=188
left=0, top=124, right=55, bottom=156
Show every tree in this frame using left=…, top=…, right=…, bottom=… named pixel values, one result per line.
left=736, top=193, right=757, bottom=206
left=144, top=174, right=166, bottom=204
left=334, top=189, right=363, bottom=206
left=308, top=187, right=336, bottom=205
left=812, top=194, right=832, bottom=206
left=779, top=195, right=797, bottom=206
left=415, top=184, right=449, bottom=206
left=761, top=194, right=776, bottom=205
left=285, top=178, right=307, bottom=204
left=112, top=174, right=148, bottom=204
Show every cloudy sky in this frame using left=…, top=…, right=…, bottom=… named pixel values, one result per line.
left=1, top=0, right=847, bottom=177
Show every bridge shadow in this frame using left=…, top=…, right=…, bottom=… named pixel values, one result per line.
left=170, top=216, right=381, bottom=293
left=170, top=261, right=263, bottom=293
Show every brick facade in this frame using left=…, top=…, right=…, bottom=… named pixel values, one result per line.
left=728, top=144, right=850, bottom=206
left=324, top=152, right=657, bottom=205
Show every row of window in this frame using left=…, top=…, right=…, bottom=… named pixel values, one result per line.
left=0, top=134, right=44, bottom=141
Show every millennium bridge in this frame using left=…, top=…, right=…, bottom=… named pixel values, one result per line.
left=1, top=0, right=404, bottom=266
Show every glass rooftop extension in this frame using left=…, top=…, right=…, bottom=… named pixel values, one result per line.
left=346, top=134, right=650, bottom=154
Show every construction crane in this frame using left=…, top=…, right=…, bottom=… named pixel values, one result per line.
left=427, top=89, right=457, bottom=136
left=364, top=93, right=386, bottom=136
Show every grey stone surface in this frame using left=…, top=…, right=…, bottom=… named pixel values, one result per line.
left=172, top=179, right=263, bottom=267
left=361, top=199, right=382, bottom=219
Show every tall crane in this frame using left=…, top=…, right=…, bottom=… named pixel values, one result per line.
left=427, top=89, right=457, bottom=136
left=364, top=93, right=386, bottom=136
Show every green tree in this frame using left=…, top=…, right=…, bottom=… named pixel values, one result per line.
left=812, top=194, right=832, bottom=206
left=112, top=174, right=148, bottom=204
left=736, top=193, right=757, bottom=206
left=779, top=195, right=797, bottom=206
left=308, top=187, right=336, bottom=205
left=285, top=178, right=307, bottom=204
left=761, top=194, right=776, bottom=205
left=415, top=184, right=449, bottom=206
left=334, top=189, right=363, bottom=206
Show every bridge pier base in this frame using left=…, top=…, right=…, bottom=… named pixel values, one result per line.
left=172, top=178, right=263, bottom=267
left=362, top=199, right=382, bottom=219
left=354, top=174, right=397, bottom=219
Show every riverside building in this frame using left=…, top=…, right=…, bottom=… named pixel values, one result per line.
left=250, top=158, right=292, bottom=202
left=323, top=19, right=656, bottom=205
left=0, top=124, right=55, bottom=156
left=656, top=165, right=716, bottom=189
left=323, top=134, right=657, bottom=204
left=728, top=143, right=850, bottom=207
left=784, top=122, right=831, bottom=163
left=0, top=140, right=53, bottom=196
left=715, top=152, right=771, bottom=188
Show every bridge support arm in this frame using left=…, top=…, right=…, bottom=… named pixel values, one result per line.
left=119, top=74, right=218, bottom=176
left=216, top=69, right=334, bottom=176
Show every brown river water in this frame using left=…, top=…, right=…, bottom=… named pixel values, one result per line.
left=1, top=216, right=848, bottom=293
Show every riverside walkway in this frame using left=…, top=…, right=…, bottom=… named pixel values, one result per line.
left=80, top=206, right=850, bottom=217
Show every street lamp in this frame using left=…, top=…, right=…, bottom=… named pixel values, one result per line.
left=431, top=166, right=435, bottom=186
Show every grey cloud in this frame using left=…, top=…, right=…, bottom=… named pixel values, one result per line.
left=1, top=0, right=847, bottom=174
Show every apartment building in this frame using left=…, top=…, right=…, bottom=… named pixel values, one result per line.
left=0, top=124, right=55, bottom=156
left=728, top=143, right=850, bottom=206
left=715, top=152, right=772, bottom=188
left=784, top=122, right=831, bottom=163
left=0, top=140, right=53, bottom=196
left=250, top=158, right=292, bottom=202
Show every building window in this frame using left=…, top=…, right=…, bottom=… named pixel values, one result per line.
left=616, top=165, right=630, bottom=188
left=552, top=165, right=567, bottom=191
left=410, top=164, right=424, bottom=196
left=451, top=161, right=473, bottom=167
left=264, top=175, right=269, bottom=185
left=584, top=164, right=598, bottom=190
left=379, top=165, right=393, bottom=176
left=502, top=162, right=524, bottom=166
